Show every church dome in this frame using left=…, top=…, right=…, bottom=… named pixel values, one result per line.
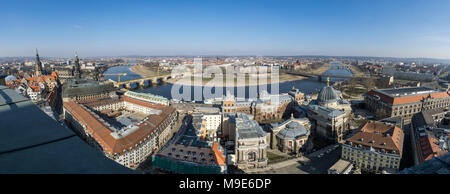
left=317, top=86, right=339, bottom=103
left=277, top=121, right=308, bottom=140
left=5, top=75, right=17, bottom=81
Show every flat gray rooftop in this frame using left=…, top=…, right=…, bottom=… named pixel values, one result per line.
left=377, top=87, right=437, bottom=97
left=0, top=86, right=132, bottom=173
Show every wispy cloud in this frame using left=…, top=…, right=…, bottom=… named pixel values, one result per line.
left=422, top=34, right=450, bottom=43
left=73, top=24, right=84, bottom=30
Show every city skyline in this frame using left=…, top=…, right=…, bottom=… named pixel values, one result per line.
left=1, top=0, right=450, bottom=58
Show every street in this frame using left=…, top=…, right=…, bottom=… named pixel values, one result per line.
left=250, top=144, right=342, bottom=174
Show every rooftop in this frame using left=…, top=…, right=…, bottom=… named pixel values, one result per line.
left=399, top=152, right=450, bottom=174
left=276, top=121, right=309, bottom=140
left=308, top=104, right=346, bottom=118
left=366, top=87, right=449, bottom=105
left=0, top=85, right=131, bottom=173
left=62, top=79, right=116, bottom=98
left=346, top=121, right=404, bottom=155
left=63, top=96, right=176, bottom=155
left=236, top=114, right=266, bottom=139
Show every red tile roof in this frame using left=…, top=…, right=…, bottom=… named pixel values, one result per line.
left=346, top=121, right=404, bottom=155
left=367, top=90, right=449, bottom=105
left=417, top=135, right=448, bottom=163
left=63, top=99, right=176, bottom=155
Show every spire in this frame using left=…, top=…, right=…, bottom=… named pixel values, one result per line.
left=327, top=76, right=330, bottom=86
left=35, top=48, right=42, bottom=76
left=74, top=51, right=81, bottom=79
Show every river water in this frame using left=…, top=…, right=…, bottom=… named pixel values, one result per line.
left=102, top=62, right=353, bottom=102
left=321, top=62, right=354, bottom=82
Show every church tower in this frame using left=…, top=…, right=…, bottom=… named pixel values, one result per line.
left=35, top=49, right=43, bottom=76
left=74, top=52, right=81, bottom=79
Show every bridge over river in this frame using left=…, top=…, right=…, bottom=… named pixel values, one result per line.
left=105, top=73, right=183, bottom=89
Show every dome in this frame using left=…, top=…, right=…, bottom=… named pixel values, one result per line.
left=317, top=86, right=338, bottom=103
left=277, top=121, right=308, bottom=140
left=286, top=121, right=300, bottom=129
left=5, top=75, right=17, bottom=81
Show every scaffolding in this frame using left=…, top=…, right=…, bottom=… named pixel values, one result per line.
left=152, top=155, right=222, bottom=174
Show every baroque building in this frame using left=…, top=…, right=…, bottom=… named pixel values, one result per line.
left=63, top=91, right=177, bottom=168
left=222, top=90, right=295, bottom=124
left=341, top=120, right=404, bottom=173
left=234, top=114, right=268, bottom=169
left=306, top=81, right=351, bottom=143
left=267, top=114, right=311, bottom=155
left=62, top=79, right=116, bottom=102
left=365, top=87, right=450, bottom=122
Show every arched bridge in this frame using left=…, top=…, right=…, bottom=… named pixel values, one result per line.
left=107, top=73, right=183, bottom=89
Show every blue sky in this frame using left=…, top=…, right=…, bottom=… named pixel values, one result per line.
left=1, top=0, right=450, bottom=58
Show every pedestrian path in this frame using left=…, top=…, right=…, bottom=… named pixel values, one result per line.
left=245, top=143, right=340, bottom=174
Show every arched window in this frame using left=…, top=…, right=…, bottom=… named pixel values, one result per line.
left=248, top=152, right=256, bottom=162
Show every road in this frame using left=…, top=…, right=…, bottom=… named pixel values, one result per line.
left=249, top=144, right=342, bottom=174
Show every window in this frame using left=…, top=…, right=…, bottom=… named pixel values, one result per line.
left=248, top=152, right=256, bottom=162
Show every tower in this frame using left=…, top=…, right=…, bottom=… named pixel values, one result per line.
left=74, top=52, right=81, bottom=79
left=35, top=49, right=43, bottom=76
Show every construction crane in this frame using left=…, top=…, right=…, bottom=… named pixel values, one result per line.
left=103, top=73, right=127, bottom=83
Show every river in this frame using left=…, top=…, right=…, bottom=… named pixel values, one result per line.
left=102, top=61, right=353, bottom=102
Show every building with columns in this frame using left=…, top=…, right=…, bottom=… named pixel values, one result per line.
left=234, top=114, right=268, bottom=169
left=267, top=115, right=311, bottom=155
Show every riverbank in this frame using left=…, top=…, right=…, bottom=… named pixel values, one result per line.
left=130, top=64, right=309, bottom=87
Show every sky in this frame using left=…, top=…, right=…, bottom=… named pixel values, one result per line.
left=1, top=0, right=450, bottom=58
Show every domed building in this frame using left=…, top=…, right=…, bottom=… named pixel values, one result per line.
left=317, top=85, right=339, bottom=107
left=316, top=84, right=351, bottom=112
left=267, top=114, right=311, bottom=155
left=305, top=79, right=352, bottom=143
left=276, top=121, right=310, bottom=154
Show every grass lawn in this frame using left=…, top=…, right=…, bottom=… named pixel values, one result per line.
left=267, top=152, right=290, bottom=164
